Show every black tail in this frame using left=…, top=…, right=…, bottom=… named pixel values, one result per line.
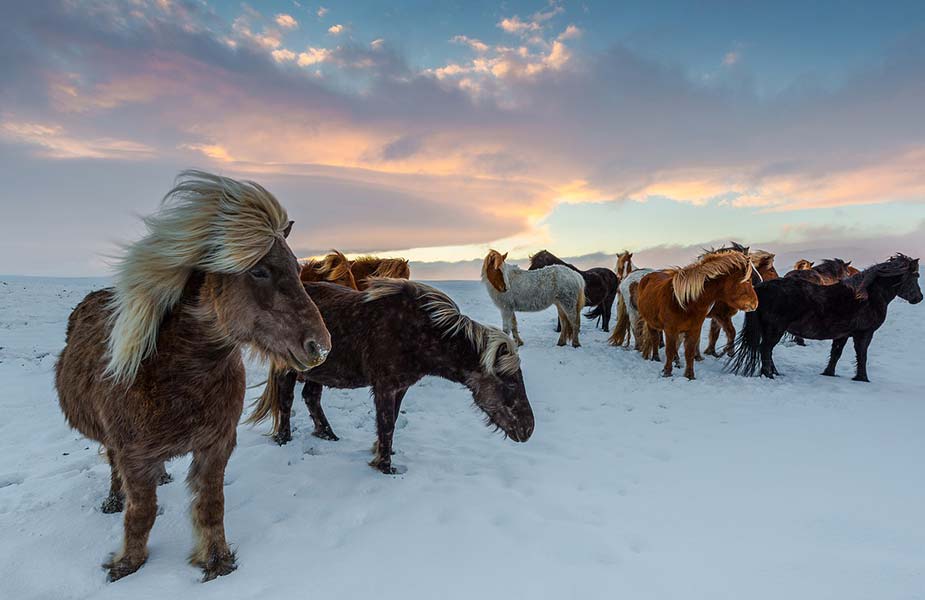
left=726, top=310, right=762, bottom=376
left=584, top=302, right=603, bottom=322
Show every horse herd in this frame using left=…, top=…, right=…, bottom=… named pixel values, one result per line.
left=52, top=171, right=921, bottom=583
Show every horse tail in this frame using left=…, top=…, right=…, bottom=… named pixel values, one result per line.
left=584, top=302, right=604, bottom=322
left=727, top=310, right=761, bottom=376
left=609, top=291, right=630, bottom=346
left=246, top=362, right=288, bottom=433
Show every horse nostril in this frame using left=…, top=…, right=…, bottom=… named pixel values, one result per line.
left=304, top=339, right=329, bottom=363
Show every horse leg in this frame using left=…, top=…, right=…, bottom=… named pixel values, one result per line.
left=821, top=337, right=849, bottom=377
left=155, top=462, right=172, bottom=485
left=693, top=329, right=705, bottom=362
left=662, top=332, right=678, bottom=377
left=571, top=301, right=582, bottom=348
left=704, top=319, right=722, bottom=357
left=187, top=443, right=237, bottom=581
left=510, top=312, right=524, bottom=346
left=759, top=328, right=784, bottom=379
left=674, top=334, right=683, bottom=368
left=555, top=315, right=562, bottom=333
left=103, top=456, right=159, bottom=581
left=101, top=448, right=125, bottom=514
left=720, top=317, right=737, bottom=357
left=851, top=330, right=874, bottom=382
left=793, top=335, right=806, bottom=346
left=500, top=308, right=513, bottom=335
left=648, top=327, right=662, bottom=362
left=372, top=387, right=406, bottom=457
left=303, top=380, right=338, bottom=441
left=555, top=306, right=569, bottom=346
left=683, top=329, right=700, bottom=380
left=273, top=369, right=298, bottom=445
left=369, top=386, right=405, bottom=474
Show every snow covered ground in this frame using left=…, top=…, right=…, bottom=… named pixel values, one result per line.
left=2, top=275, right=924, bottom=600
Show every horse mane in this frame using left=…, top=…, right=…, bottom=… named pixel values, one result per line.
left=350, top=255, right=411, bottom=279
left=845, top=254, right=917, bottom=298
left=669, top=251, right=753, bottom=308
left=363, top=278, right=520, bottom=375
left=106, top=170, right=290, bottom=384
left=302, top=250, right=356, bottom=287
left=793, top=259, right=814, bottom=270
left=812, top=258, right=852, bottom=279
left=482, top=251, right=507, bottom=292
left=699, top=241, right=775, bottom=274
left=530, top=250, right=573, bottom=270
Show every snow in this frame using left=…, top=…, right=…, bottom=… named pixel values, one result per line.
left=1, top=276, right=924, bottom=600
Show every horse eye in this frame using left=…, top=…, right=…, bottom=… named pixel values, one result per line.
left=249, top=265, right=270, bottom=279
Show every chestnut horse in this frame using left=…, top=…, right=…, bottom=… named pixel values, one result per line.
left=638, top=250, right=758, bottom=379
left=349, top=255, right=411, bottom=290
left=701, top=243, right=779, bottom=357
left=54, top=171, right=330, bottom=581
left=793, top=259, right=814, bottom=271
left=249, top=279, right=534, bottom=474
left=615, top=250, right=635, bottom=280
left=300, top=250, right=358, bottom=289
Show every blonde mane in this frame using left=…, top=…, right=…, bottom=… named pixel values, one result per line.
left=351, top=255, right=411, bottom=279
left=363, top=278, right=520, bottom=375
left=749, top=249, right=776, bottom=272
left=302, top=250, right=357, bottom=287
left=669, top=251, right=754, bottom=308
left=106, top=170, right=290, bottom=384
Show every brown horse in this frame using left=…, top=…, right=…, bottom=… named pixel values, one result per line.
left=349, top=255, right=411, bottom=290
left=300, top=250, right=358, bottom=289
left=638, top=250, right=758, bottom=379
left=54, top=171, right=331, bottom=582
left=701, top=244, right=780, bottom=357
left=793, top=259, right=814, bottom=271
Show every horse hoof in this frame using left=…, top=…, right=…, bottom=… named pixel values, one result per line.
left=157, top=472, right=173, bottom=486
left=200, top=550, right=237, bottom=582
left=272, top=431, right=292, bottom=446
left=312, top=428, right=339, bottom=442
left=557, top=340, right=566, bottom=347
left=661, top=371, right=672, bottom=378
left=821, top=370, right=836, bottom=377
left=572, top=341, right=581, bottom=348
left=104, top=554, right=145, bottom=582
left=100, top=495, right=124, bottom=514
left=694, top=355, right=704, bottom=362
left=852, top=375, right=870, bottom=383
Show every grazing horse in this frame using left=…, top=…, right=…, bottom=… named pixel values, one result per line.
left=609, top=266, right=654, bottom=351
left=54, top=171, right=331, bottom=581
left=248, top=279, right=535, bottom=474
left=528, top=250, right=619, bottom=331
left=349, top=255, right=411, bottom=290
left=300, top=250, right=358, bottom=289
left=637, top=250, right=758, bottom=379
left=728, top=254, right=922, bottom=382
left=701, top=243, right=780, bottom=357
left=784, top=258, right=860, bottom=345
left=482, top=250, right=585, bottom=347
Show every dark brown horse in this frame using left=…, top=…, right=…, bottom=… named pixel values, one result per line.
left=54, top=171, right=331, bottom=582
left=249, top=279, right=535, bottom=474
left=784, top=258, right=860, bottom=345
left=528, top=250, right=620, bottom=331
left=349, top=255, right=411, bottom=290
left=638, top=250, right=758, bottom=379
left=700, top=243, right=780, bottom=357
left=300, top=250, right=358, bottom=289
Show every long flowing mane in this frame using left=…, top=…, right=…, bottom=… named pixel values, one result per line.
left=811, top=258, right=853, bottom=279
left=846, top=254, right=917, bottom=297
left=106, top=170, right=290, bottom=383
left=363, top=278, right=520, bottom=375
left=301, top=250, right=357, bottom=288
left=351, top=256, right=411, bottom=279
left=669, top=250, right=753, bottom=308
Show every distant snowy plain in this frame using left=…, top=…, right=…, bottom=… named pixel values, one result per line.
left=1, top=276, right=923, bottom=600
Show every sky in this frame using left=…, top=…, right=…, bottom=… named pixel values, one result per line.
left=1, top=0, right=923, bottom=277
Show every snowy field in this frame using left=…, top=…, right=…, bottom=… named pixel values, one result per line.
left=1, top=275, right=924, bottom=600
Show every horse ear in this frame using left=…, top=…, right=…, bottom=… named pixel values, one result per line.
left=628, top=252, right=633, bottom=259
left=283, top=220, right=294, bottom=238
left=501, top=252, right=508, bottom=261
left=845, top=260, right=851, bottom=266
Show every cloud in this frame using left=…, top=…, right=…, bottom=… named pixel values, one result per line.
left=275, top=13, right=298, bottom=29
left=272, top=48, right=297, bottom=62
left=1, top=118, right=155, bottom=160
left=452, top=35, right=489, bottom=53
left=328, top=23, right=344, bottom=35
left=297, top=47, right=331, bottom=66
left=317, top=6, right=328, bottom=18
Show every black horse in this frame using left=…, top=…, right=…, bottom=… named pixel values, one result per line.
left=528, top=250, right=620, bottom=331
left=728, top=254, right=921, bottom=381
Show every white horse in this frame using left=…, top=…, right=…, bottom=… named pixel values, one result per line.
left=609, top=267, right=654, bottom=350
left=481, top=250, right=585, bottom=347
